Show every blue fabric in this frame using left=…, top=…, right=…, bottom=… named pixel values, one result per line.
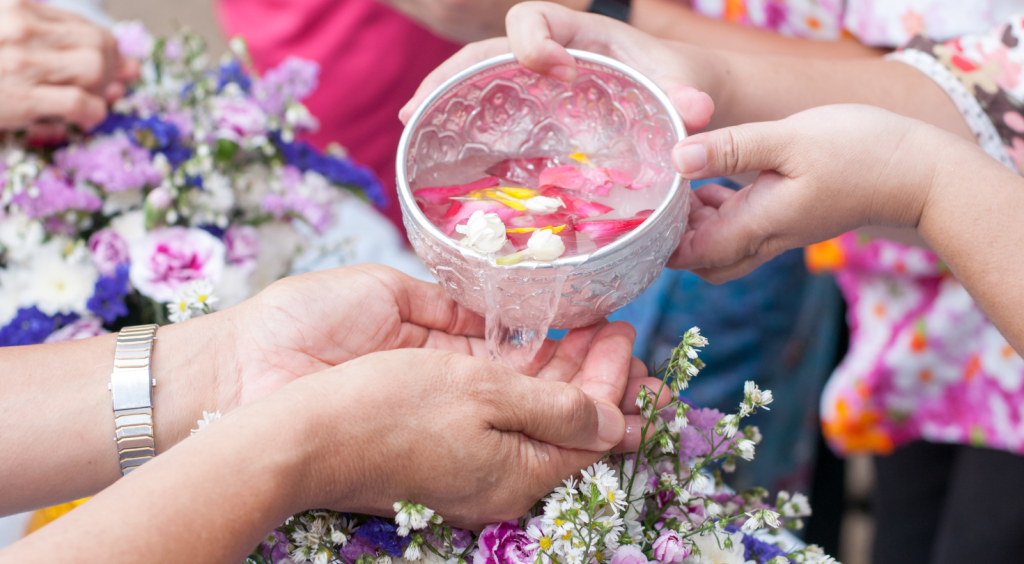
left=609, top=177, right=843, bottom=498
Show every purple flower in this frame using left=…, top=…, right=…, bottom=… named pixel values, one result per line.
left=354, top=518, right=406, bottom=557
left=273, top=134, right=388, bottom=209
left=89, top=229, right=131, bottom=277
left=224, top=225, right=259, bottom=265
left=55, top=133, right=163, bottom=193
left=740, top=533, right=789, bottom=564
left=43, top=317, right=109, bottom=343
left=474, top=521, right=536, bottom=564
left=112, top=21, right=153, bottom=59
left=678, top=407, right=726, bottom=460
left=261, top=166, right=334, bottom=233
left=13, top=168, right=102, bottom=219
left=217, top=59, right=252, bottom=93
left=652, top=530, right=690, bottom=563
left=261, top=530, right=291, bottom=564
left=610, top=545, right=649, bottom=564
left=253, top=57, right=320, bottom=115
left=0, top=307, right=77, bottom=347
left=87, top=265, right=131, bottom=323
left=339, top=534, right=377, bottom=562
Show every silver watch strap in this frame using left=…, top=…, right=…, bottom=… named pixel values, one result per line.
left=109, top=324, right=159, bottom=476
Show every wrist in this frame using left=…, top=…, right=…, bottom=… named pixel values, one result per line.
left=150, top=312, right=240, bottom=453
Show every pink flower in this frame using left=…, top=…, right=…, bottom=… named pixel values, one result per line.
left=88, top=229, right=131, bottom=277
left=652, top=530, right=690, bottom=563
left=112, top=21, right=153, bottom=59
left=473, top=521, right=536, bottom=564
left=610, top=545, right=649, bottom=564
left=211, top=97, right=268, bottom=143
left=128, top=227, right=226, bottom=303
left=44, top=318, right=109, bottom=343
left=224, top=225, right=259, bottom=265
left=146, top=187, right=173, bottom=210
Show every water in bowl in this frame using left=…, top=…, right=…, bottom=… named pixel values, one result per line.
left=412, top=151, right=670, bottom=370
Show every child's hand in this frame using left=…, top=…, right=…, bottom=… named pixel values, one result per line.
left=400, top=1, right=716, bottom=133
left=667, top=104, right=955, bottom=282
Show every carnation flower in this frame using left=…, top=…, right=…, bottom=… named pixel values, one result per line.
left=129, top=227, right=226, bottom=303
left=652, top=530, right=690, bottom=563
left=474, top=522, right=537, bottom=564
left=211, top=97, right=269, bottom=144
left=88, top=229, right=131, bottom=277
left=43, top=317, right=108, bottom=343
left=609, top=545, right=648, bottom=564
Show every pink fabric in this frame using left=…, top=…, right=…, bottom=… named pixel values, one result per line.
left=217, top=0, right=461, bottom=233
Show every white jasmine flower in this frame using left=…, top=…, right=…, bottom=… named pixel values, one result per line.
left=456, top=210, right=507, bottom=253
left=190, top=410, right=222, bottom=434
left=736, top=439, right=756, bottom=461
left=521, top=195, right=564, bottom=213
left=526, top=228, right=566, bottom=261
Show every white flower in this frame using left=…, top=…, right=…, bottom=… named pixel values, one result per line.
left=182, top=279, right=219, bottom=310
left=736, top=439, right=756, bottom=461
left=0, top=267, right=25, bottom=327
left=526, top=228, right=565, bottom=261
left=687, top=471, right=711, bottom=494
left=190, top=410, right=222, bottom=434
left=404, top=543, right=423, bottom=561
left=716, top=414, right=739, bottom=438
left=0, top=213, right=44, bottom=263
left=683, top=532, right=747, bottom=564
left=393, top=501, right=435, bottom=536
left=109, top=210, right=147, bottom=243
left=168, top=297, right=193, bottom=323
left=742, top=509, right=781, bottom=533
left=456, top=210, right=507, bottom=253
left=777, top=491, right=812, bottom=518
left=24, top=243, right=98, bottom=315
left=521, top=195, right=564, bottom=213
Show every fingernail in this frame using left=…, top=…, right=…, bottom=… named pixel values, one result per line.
left=550, top=65, right=575, bottom=82
left=674, top=143, right=707, bottom=176
left=595, top=402, right=625, bottom=448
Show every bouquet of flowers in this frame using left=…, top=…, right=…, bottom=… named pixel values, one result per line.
left=246, top=330, right=839, bottom=564
left=0, top=23, right=386, bottom=346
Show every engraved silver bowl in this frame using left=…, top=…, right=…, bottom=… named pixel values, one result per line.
left=397, top=50, right=688, bottom=330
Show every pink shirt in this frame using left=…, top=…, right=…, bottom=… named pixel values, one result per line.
left=217, top=0, right=461, bottom=232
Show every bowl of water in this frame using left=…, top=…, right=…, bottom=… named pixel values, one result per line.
left=397, top=50, right=687, bottom=369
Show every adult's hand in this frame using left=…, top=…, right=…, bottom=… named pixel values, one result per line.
left=380, top=0, right=589, bottom=44
left=666, top=104, right=948, bottom=282
left=0, top=347, right=631, bottom=564
left=399, top=1, right=716, bottom=133
left=191, top=264, right=661, bottom=451
left=294, top=348, right=626, bottom=524
left=0, top=0, right=138, bottom=134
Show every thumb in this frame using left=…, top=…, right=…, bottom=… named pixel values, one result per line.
left=673, top=121, right=791, bottom=180
left=495, top=374, right=625, bottom=453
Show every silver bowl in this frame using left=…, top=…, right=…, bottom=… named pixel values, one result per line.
left=397, top=50, right=687, bottom=333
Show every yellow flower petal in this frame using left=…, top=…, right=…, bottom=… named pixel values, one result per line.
left=568, top=151, right=591, bottom=165
left=505, top=224, right=566, bottom=234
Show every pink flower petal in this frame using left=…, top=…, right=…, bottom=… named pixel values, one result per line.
left=575, top=217, right=647, bottom=245
left=541, top=187, right=613, bottom=219
left=485, top=157, right=558, bottom=188
left=414, top=176, right=500, bottom=206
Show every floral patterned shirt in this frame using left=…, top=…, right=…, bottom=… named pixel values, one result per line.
left=807, top=15, right=1024, bottom=456
left=688, top=0, right=1022, bottom=46
left=688, top=1, right=1024, bottom=455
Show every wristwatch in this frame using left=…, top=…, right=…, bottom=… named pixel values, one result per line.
left=588, top=0, right=632, bottom=22
left=108, top=325, right=159, bottom=476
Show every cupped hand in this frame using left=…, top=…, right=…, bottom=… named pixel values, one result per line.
left=667, top=104, right=947, bottom=282
left=292, top=348, right=628, bottom=526
left=0, top=0, right=138, bottom=135
left=399, top=1, right=716, bottom=133
left=212, top=264, right=663, bottom=452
